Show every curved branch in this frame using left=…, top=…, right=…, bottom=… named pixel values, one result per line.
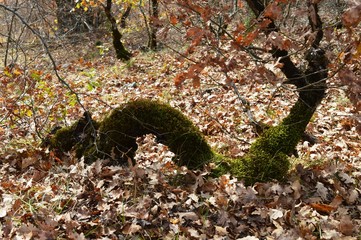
left=120, top=4, right=132, bottom=28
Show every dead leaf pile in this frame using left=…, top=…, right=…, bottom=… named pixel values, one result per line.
left=0, top=36, right=360, bottom=239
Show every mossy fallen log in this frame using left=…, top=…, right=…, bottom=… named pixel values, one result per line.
left=48, top=99, right=215, bottom=169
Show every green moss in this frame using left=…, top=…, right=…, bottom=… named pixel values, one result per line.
left=49, top=96, right=319, bottom=186
left=49, top=113, right=99, bottom=158
left=209, top=153, right=233, bottom=177
left=49, top=125, right=76, bottom=152
left=73, top=121, right=99, bottom=159
left=82, top=99, right=214, bottom=169
left=214, top=98, right=318, bottom=185
left=228, top=151, right=290, bottom=186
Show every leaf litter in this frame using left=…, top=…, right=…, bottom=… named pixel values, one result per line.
left=0, top=46, right=360, bottom=239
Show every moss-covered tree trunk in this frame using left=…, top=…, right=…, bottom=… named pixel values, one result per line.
left=229, top=0, right=328, bottom=185
left=230, top=57, right=327, bottom=184
left=103, top=0, right=132, bottom=61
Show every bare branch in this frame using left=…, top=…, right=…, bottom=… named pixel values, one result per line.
left=0, top=3, right=86, bottom=111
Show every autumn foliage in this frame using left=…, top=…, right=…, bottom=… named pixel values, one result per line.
left=0, top=0, right=360, bottom=238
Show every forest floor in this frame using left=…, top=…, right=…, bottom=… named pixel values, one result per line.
left=0, top=37, right=360, bottom=239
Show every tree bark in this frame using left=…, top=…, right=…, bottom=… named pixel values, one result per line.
left=120, top=5, right=132, bottom=29
left=230, top=0, right=329, bottom=185
left=148, top=0, right=159, bottom=50
left=103, top=0, right=132, bottom=60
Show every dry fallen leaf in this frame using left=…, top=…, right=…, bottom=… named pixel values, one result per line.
left=122, top=223, right=142, bottom=235
left=338, top=215, right=355, bottom=236
left=309, top=203, right=336, bottom=214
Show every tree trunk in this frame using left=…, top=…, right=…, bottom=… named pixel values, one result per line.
left=148, top=0, right=159, bottom=50
left=103, top=0, right=132, bottom=60
left=227, top=0, right=329, bottom=185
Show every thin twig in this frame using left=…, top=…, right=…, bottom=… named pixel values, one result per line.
left=0, top=3, right=85, bottom=111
